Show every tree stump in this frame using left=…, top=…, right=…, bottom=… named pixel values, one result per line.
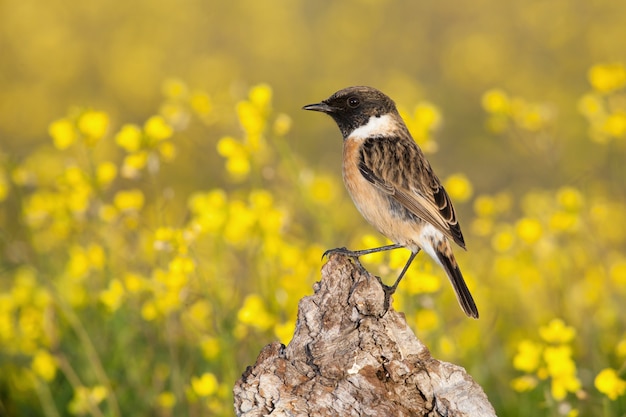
left=233, top=253, right=496, bottom=416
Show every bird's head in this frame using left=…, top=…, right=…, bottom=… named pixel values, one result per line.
left=303, top=86, right=400, bottom=139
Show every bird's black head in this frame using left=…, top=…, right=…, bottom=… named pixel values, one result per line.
left=303, top=86, right=399, bottom=139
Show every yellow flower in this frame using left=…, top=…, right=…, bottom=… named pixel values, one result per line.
left=226, top=155, right=250, bottom=179
left=273, top=113, right=292, bottom=136
left=474, top=195, right=496, bottom=217
left=115, top=124, right=143, bottom=152
left=274, top=320, right=295, bottom=345
left=68, top=386, right=108, bottom=415
left=100, top=279, right=125, bottom=312
left=444, top=173, right=473, bottom=202
left=153, top=227, right=177, bottom=251
left=62, top=166, right=84, bottom=188
left=603, top=111, right=626, bottom=138
left=513, top=340, right=543, bottom=373
left=92, top=386, right=108, bottom=403
left=156, top=391, right=177, bottom=409
left=550, top=375, right=581, bottom=401
left=386, top=245, right=409, bottom=269
left=413, top=102, right=442, bottom=131
left=544, top=345, right=575, bottom=376
left=588, top=63, right=626, bottom=94
left=141, top=301, right=159, bottom=321
left=86, top=244, right=105, bottom=270
left=438, top=336, right=456, bottom=357
left=154, top=226, right=175, bottom=242
left=405, top=270, right=441, bottom=294
left=123, top=272, right=145, bottom=293
left=539, top=319, right=576, bottom=344
left=160, top=102, right=187, bottom=127
left=217, top=137, right=251, bottom=179
left=122, top=152, right=148, bottom=177
left=200, top=338, right=220, bottom=360
left=516, top=102, right=550, bottom=131
left=482, top=89, right=511, bottom=114
left=224, top=201, right=257, bottom=245
left=67, top=245, right=90, bottom=279
left=190, top=91, right=212, bottom=116
left=66, top=186, right=90, bottom=212
left=78, top=110, right=109, bottom=143
left=237, top=294, right=274, bottom=331
left=543, top=345, right=581, bottom=400
left=249, top=189, right=274, bottom=209
left=188, top=189, right=228, bottom=233
left=249, top=83, right=272, bottom=109
left=237, top=101, right=265, bottom=139
left=511, top=375, right=538, bottom=392
left=152, top=286, right=184, bottom=318
left=595, top=368, right=626, bottom=400
left=48, top=118, right=76, bottom=150
left=96, top=161, right=117, bottom=187
left=400, top=102, right=441, bottom=152
left=12, top=267, right=36, bottom=305
left=98, top=204, right=118, bottom=223
left=169, top=255, right=195, bottom=274
left=577, top=93, right=604, bottom=118
left=191, top=372, right=218, bottom=397
left=144, top=115, right=173, bottom=141
left=415, top=309, right=439, bottom=332
left=31, top=350, right=57, bottom=382
left=113, top=189, right=145, bottom=212
left=158, top=141, right=177, bottom=161
left=491, top=228, right=515, bottom=253
left=216, top=136, right=243, bottom=157
left=308, top=175, right=338, bottom=205
left=183, top=300, right=212, bottom=331
left=557, top=186, right=584, bottom=211
left=515, top=217, right=543, bottom=244
left=162, top=78, right=188, bottom=99
left=549, top=211, right=578, bottom=232
left=611, top=260, right=626, bottom=286
left=0, top=169, right=8, bottom=202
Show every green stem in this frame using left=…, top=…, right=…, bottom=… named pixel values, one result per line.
left=31, top=374, right=61, bottom=417
left=55, top=297, right=122, bottom=417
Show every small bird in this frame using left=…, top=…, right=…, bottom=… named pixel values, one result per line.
left=303, top=86, right=478, bottom=318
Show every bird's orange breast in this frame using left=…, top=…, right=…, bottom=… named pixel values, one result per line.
left=342, top=137, right=417, bottom=246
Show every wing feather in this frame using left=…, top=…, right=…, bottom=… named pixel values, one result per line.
left=358, top=136, right=466, bottom=249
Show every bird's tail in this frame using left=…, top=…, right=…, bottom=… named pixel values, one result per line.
left=435, top=249, right=479, bottom=319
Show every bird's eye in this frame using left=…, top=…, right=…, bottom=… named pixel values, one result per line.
left=347, top=97, right=360, bottom=108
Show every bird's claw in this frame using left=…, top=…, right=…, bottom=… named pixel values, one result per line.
left=321, top=247, right=359, bottom=260
left=382, top=283, right=397, bottom=313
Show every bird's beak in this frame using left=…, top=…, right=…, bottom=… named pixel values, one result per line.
left=302, top=102, right=334, bottom=113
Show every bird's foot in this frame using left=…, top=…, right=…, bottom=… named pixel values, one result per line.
left=322, top=247, right=368, bottom=273
left=379, top=280, right=398, bottom=314
left=321, top=247, right=363, bottom=260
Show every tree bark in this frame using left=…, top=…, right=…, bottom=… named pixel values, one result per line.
left=233, top=253, right=497, bottom=416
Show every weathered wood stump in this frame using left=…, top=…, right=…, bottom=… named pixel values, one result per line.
left=234, top=254, right=496, bottom=416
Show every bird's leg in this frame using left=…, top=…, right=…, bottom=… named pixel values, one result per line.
left=381, top=249, right=420, bottom=311
left=388, top=249, right=419, bottom=293
left=322, top=243, right=404, bottom=260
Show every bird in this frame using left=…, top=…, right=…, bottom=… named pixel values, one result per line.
left=303, top=86, right=479, bottom=318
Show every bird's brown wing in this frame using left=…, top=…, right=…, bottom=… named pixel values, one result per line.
left=358, top=136, right=466, bottom=249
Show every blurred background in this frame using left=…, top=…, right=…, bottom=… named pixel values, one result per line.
left=1, top=0, right=625, bottom=416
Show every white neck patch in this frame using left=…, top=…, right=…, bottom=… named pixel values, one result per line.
left=349, top=114, right=396, bottom=140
